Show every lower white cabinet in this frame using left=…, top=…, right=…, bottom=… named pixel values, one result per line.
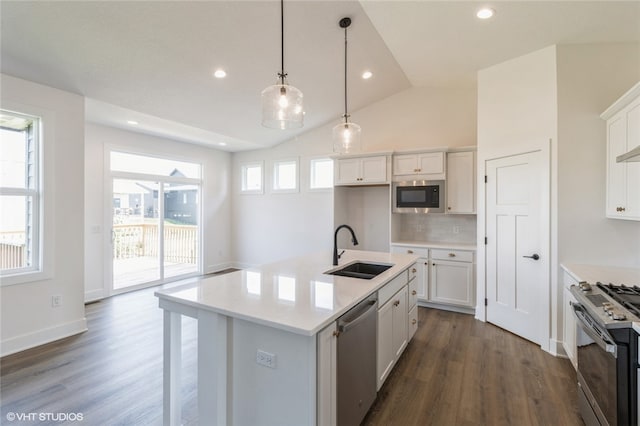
left=563, top=272, right=579, bottom=369
left=377, top=285, right=408, bottom=390
left=429, top=260, right=474, bottom=308
left=316, top=321, right=337, bottom=426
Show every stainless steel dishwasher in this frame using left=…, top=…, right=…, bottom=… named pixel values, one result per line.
left=337, top=294, right=378, bottom=426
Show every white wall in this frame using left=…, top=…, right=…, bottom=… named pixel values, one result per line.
left=557, top=43, right=640, bottom=269
left=476, top=43, right=640, bottom=357
left=231, top=86, right=477, bottom=266
left=476, top=46, right=558, bottom=353
left=84, top=123, right=232, bottom=301
left=1, top=74, right=87, bottom=356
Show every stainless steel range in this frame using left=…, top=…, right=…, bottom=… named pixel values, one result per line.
left=570, top=281, right=640, bottom=426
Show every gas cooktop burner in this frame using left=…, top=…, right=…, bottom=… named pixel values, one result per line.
left=597, top=282, right=640, bottom=317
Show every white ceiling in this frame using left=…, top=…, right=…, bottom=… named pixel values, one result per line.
left=1, top=1, right=639, bottom=152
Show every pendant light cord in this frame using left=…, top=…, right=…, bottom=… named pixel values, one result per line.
left=279, top=0, right=286, bottom=84
left=343, top=24, right=348, bottom=123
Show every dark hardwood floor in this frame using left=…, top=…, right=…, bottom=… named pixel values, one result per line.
left=2, top=286, right=581, bottom=425
left=364, top=308, right=582, bottom=426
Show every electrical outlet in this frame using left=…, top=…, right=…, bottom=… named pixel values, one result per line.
left=256, top=350, right=276, bottom=369
left=453, top=226, right=460, bottom=234
left=51, top=295, right=62, bottom=307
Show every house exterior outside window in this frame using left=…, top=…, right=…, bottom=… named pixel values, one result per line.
left=0, top=110, right=41, bottom=277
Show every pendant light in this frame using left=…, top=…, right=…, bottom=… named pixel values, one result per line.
left=261, top=0, right=304, bottom=130
left=333, top=17, right=361, bottom=154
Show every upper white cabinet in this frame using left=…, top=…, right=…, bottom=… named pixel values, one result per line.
left=601, top=83, right=640, bottom=221
left=446, top=151, right=476, bottom=214
left=393, top=151, right=445, bottom=180
left=334, top=155, right=390, bottom=186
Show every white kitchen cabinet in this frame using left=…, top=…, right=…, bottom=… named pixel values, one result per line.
left=408, top=269, right=418, bottom=340
left=376, top=285, right=408, bottom=390
left=563, top=286, right=578, bottom=370
left=446, top=151, right=476, bottom=214
left=316, top=321, right=337, bottom=426
left=334, top=155, right=389, bottom=185
left=429, top=249, right=475, bottom=308
left=393, top=151, right=445, bottom=179
left=390, top=245, right=428, bottom=301
left=602, top=83, right=640, bottom=221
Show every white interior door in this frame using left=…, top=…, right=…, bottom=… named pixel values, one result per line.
left=485, top=150, right=548, bottom=345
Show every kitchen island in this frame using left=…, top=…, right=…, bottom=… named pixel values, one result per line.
left=155, top=249, right=418, bottom=426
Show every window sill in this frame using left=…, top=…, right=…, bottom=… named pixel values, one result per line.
left=1, top=269, right=52, bottom=286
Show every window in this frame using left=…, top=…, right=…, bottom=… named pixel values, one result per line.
left=273, top=159, right=298, bottom=192
left=310, top=158, right=334, bottom=189
left=0, top=110, right=41, bottom=276
left=241, top=162, right=263, bottom=193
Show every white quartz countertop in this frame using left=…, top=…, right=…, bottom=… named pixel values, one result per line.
left=560, top=263, right=640, bottom=285
left=155, top=250, right=418, bottom=337
left=391, top=241, right=477, bottom=251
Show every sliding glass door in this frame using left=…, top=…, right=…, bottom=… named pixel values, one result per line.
left=109, top=152, right=201, bottom=293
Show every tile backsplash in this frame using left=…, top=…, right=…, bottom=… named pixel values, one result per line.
left=397, top=214, right=476, bottom=244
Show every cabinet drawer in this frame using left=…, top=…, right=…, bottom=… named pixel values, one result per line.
left=408, top=305, right=418, bottom=340
left=408, top=263, right=418, bottom=283
left=408, top=276, right=418, bottom=309
left=431, top=249, right=473, bottom=262
left=390, top=245, right=429, bottom=257
left=378, top=271, right=408, bottom=306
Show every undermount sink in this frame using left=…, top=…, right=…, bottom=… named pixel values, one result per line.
left=325, top=262, right=393, bottom=280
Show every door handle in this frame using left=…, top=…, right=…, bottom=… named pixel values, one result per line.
left=523, top=254, right=540, bottom=260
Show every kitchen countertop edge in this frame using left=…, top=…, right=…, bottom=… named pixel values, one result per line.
left=155, top=250, right=419, bottom=337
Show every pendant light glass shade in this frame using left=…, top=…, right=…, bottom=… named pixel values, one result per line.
left=333, top=17, right=361, bottom=154
left=332, top=120, right=361, bottom=154
left=261, top=0, right=304, bottom=129
left=261, top=81, right=304, bottom=129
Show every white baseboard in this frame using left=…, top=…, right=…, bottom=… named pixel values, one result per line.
left=205, top=262, right=236, bottom=274
left=1, top=318, right=88, bottom=357
left=549, top=338, right=567, bottom=357
left=84, top=288, right=105, bottom=303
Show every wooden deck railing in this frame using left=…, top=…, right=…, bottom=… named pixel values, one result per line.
left=113, top=224, right=197, bottom=264
left=0, top=231, right=26, bottom=270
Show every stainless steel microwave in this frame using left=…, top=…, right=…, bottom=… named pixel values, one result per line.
left=392, top=180, right=445, bottom=213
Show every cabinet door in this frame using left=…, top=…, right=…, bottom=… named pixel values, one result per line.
left=606, top=115, right=628, bottom=217
left=447, top=151, right=476, bottom=214
left=317, top=322, right=337, bottom=426
left=429, top=260, right=474, bottom=307
left=361, top=156, right=388, bottom=183
left=393, top=154, right=419, bottom=176
left=625, top=102, right=640, bottom=218
left=563, top=287, right=578, bottom=369
left=418, top=152, right=445, bottom=175
left=392, top=285, right=409, bottom=359
left=335, top=158, right=361, bottom=185
left=377, top=299, right=395, bottom=390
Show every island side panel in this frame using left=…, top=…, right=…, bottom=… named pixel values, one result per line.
left=231, top=318, right=317, bottom=426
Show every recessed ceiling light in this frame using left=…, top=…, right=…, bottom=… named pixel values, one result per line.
left=218, top=142, right=227, bottom=146
left=214, top=69, right=227, bottom=78
left=127, top=120, right=138, bottom=125
left=476, top=7, right=495, bottom=19
left=362, top=71, right=373, bottom=80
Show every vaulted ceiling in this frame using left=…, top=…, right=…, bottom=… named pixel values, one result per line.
left=2, top=1, right=639, bottom=151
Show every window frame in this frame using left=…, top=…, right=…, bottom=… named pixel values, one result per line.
left=309, top=157, right=334, bottom=191
left=0, top=106, right=50, bottom=286
left=240, top=161, right=264, bottom=194
left=272, top=158, right=299, bottom=193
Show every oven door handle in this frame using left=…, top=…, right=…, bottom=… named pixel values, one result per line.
left=571, top=302, right=618, bottom=358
